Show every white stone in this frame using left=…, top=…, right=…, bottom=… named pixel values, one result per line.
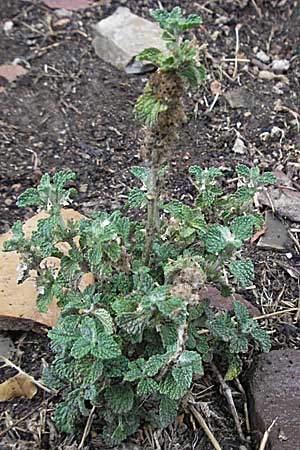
left=270, top=59, right=290, bottom=73
left=232, top=137, right=247, bottom=154
left=3, top=21, right=14, bottom=34
left=92, top=7, right=167, bottom=73
left=255, top=50, right=270, bottom=63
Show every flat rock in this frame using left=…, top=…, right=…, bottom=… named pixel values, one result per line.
left=224, top=87, right=252, bottom=109
left=247, top=349, right=300, bottom=450
left=259, top=186, right=300, bottom=222
left=257, top=211, right=290, bottom=250
left=198, top=285, right=260, bottom=317
left=0, top=333, right=15, bottom=358
left=92, top=7, right=166, bottom=73
left=0, top=209, right=82, bottom=331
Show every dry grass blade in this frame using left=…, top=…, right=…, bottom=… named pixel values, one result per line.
left=0, top=355, right=56, bottom=395
left=259, top=418, right=277, bottom=450
left=78, top=405, right=96, bottom=449
left=190, top=404, right=222, bottom=450
left=211, top=362, right=245, bottom=441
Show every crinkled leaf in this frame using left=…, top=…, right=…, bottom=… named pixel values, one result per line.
left=159, top=397, right=178, bottom=428
left=137, top=378, right=158, bottom=396
left=229, top=259, right=254, bottom=288
left=104, top=384, right=134, bottom=414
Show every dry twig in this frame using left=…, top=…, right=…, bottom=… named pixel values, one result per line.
left=190, top=404, right=222, bottom=450
left=259, top=418, right=277, bottom=450
left=0, top=355, right=55, bottom=394
left=211, top=362, right=245, bottom=441
left=78, top=405, right=96, bottom=449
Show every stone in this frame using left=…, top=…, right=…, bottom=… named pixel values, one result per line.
left=255, top=50, right=270, bottom=64
left=232, top=137, right=247, bottom=154
left=41, top=0, right=91, bottom=10
left=224, top=87, right=252, bottom=109
left=0, top=333, right=15, bottom=358
left=0, top=209, right=82, bottom=330
left=259, top=186, right=300, bottom=222
left=270, top=59, right=290, bottom=73
left=247, top=349, right=300, bottom=450
left=92, top=7, right=167, bottom=73
left=197, top=285, right=260, bottom=317
left=0, top=64, right=27, bottom=84
left=257, top=211, right=290, bottom=250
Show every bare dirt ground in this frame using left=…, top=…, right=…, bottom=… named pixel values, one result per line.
left=0, top=1, right=299, bottom=449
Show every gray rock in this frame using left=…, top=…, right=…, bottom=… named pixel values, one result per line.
left=255, top=50, right=270, bottom=63
left=224, top=87, right=252, bottom=109
left=54, top=8, right=74, bottom=17
left=232, top=137, right=247, bottom=154
left=247, top=349, right=300, bottom=450
left=257, top=211, right=290, bottom=250
left=270, top=59, right=290, bottom=73
left=92, top=7, right=166, bottom=73
left=0, top=332, right=15, bottom=358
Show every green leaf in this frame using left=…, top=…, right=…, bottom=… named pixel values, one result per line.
left=136, top=47, right=163, bottom=65
left=71, top=337, right=91, bottom=359
left=128, top=187, right=147, bottom=208
left=105, top=242, right=121, bottom=262
left=137, top=378, right=159, bottom=396
left=145, top=354, right=168, bottom=377
left=229, top=259, right=254, bottom=288
left=229, top=334, right=249, bottom=353
left=93, top=308, right=114, bottom=335
left=259, top=172, right=277, bottom=185
left=159, top=373, right=187, bottom=400
left=124, top=359, right=145, bottom=382
left=224, top=355, right=242, bottom=381
left=232, top=300, right=249, bottom=328
left=250, top=327, right=271, bottom=352
left=92, top=333, right=121, bottom=360
left=207, top=312, right=235, bottom=342
left=160, top=323, right=178, bottom=348
left=159, top=397, right=178, bottom=428
left=178, top=351, right=203, bottom=374
left=205, top=225, right=241, bottom=253
left=130, top=166, right=150, bottom=185
left=172, top=366, right=193, bottom=390
left=230, top=216, right=257, bottom=241
left=157, top=297, right=186, bottom=324
left=16, top=187, right=41, bottom=207
left=235, top=164, right=251, bottom=177
left=105, top=384, right=134, bottom=414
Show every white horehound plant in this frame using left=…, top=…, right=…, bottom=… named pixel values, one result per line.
left=4, top=7, right=275, bottom=446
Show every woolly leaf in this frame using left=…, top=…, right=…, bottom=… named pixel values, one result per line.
left=136, top=47, right=163, bottom=65
left=224, top=355, right=242, bottom=381
left=130, top=166, right=150, bottom=185
left=145, top=354, right=168, bottom=377
left=259, top=172, right=277, bottom=185
left=229, top=259, right=254, bottom=288
left=178, top=351, right=203, bottom=374
left=105, top=242, right=121, bottom=262
left=250, top=327, right=271, bottom=352
left=157, top=297, right=186, bottom=324
left=205, top=225, right=242, bottom=253
left=232, top=300, right=249, bottom=328
left=93, top=308, right=114, bottom=335
left=71, top=337, right=91, bottom=359
left=230, top=216, right=257, bottom=241
left=124, top=359, right=145, bottom=382
left=128, top=187, right=147, bottom=208
left=172, top=366, right=193, bottom=390
left=159, top=397, right=178, bottom=428
left=105, top=384, right=134, bottom=414
left=229, top=333, right=249, bottom=353
left=159, top=373, right=187, bottom=399
left=91, top=333, right=121, bottom=360
left=137, top=378, right=158, bottom=396
left=235, top=164, right=251, bottom=177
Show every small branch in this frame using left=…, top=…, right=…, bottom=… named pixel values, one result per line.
left=211, top=362, right=245, bottom=441
left=259, top=418, right=277, bottom=450
left=0, top=356, right=56, bottom=395
left=233, top=24, right=242, bottom=80
left=0, top=393, right=57, bottom=438
left=78, top=405, right=96, bottom=449
left=157, top=323, right=186, bottom=381
left=190, top=404, right=223, bottom=450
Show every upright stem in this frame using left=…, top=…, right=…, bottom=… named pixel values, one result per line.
left=143, top=148, right=160, bottom=266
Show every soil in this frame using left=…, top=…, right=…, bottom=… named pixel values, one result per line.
left=0, top=0, right=300, bottom=449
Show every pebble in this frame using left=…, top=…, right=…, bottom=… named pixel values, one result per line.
left=3, top=20, right=14, bottom=34
left=232, top=137, right=247, bottom=154
left=0, top=333, right=15, bottom=358
left=54, top=8, right=73, bottom=18
left=255, top=49, right=270, bottom=63
left=270, top=59, right=290, bottom=73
